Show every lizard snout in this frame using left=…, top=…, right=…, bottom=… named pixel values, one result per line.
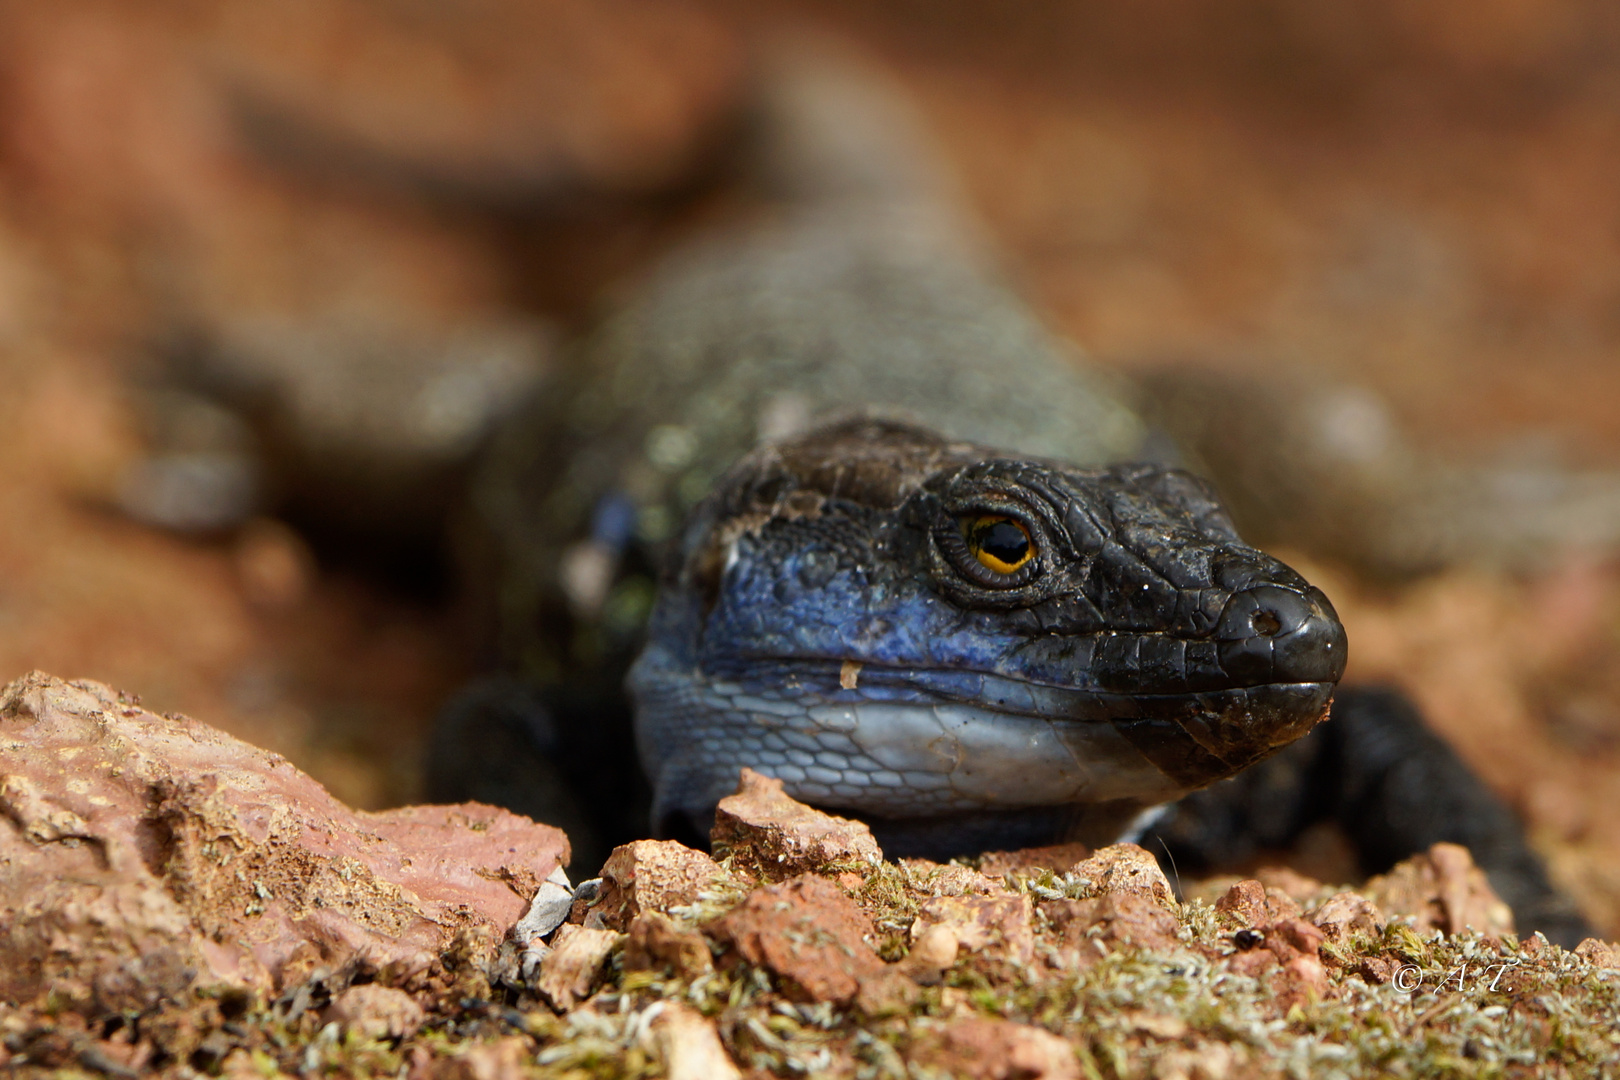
left=1214, top=580, right=1346, bottom=687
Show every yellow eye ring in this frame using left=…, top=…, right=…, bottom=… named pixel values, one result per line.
left=964, top=515, right=1033, bottom=575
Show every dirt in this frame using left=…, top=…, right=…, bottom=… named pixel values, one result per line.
left=6, top=744, right=1617, bottom=1077
left=1, top=2, right=1620, bottom=1073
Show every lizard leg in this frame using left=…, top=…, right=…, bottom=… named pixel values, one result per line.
left=1152, top=685, right=1593, bottom=946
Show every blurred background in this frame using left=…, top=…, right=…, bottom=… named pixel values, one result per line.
left=2, top=0, right=1619, bottom=934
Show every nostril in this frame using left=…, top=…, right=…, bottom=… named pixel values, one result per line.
left=1214, top=582, right=1346, bottom=685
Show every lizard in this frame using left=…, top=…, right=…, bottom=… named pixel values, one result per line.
left=426, top=42, right=1593, bottom=945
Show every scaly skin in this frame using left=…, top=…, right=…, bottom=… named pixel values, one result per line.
left=629, top=417, right=1344, bottom=851
left=441, top=43, right=1591, bottom=942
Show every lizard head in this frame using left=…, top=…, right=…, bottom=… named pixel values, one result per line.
left=630, top=417, right=1346, bottom=852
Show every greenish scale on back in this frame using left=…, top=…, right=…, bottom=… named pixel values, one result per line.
left=468, top=51, right=1146, bottom=691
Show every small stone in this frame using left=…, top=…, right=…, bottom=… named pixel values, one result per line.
left=1351, top=955, right=1399, bottom=985
left=514, top=865, right=576, bottom=980
left=710, top=768, right=883, bottom=879
left=1309, top=892, right=1383, bottom=943
left=1214, top=880, right=1301, bottom=927
left=1363, top=842, right=1514, bottom=937
left=905, top=1017, right=1079, bottom=1080
left=1121, top=1010, right=1188, bottom=1039
left=705, top=874, right=884, bottom=1004
left=1264, top=918, right=1326, bottom=962
left=1072, top=843, right=1174, bottom=905
left=899, top=923, right=960, bottom=983
left=1040, top=892, right=1181, bottom=970
left=1273, top=954, right=1330, bottom=1007
left=324, top=984, right=424, bottom=1041
left=911, top=894, right=1034, bottom=969
left=623, top=912, right=713, bottom=979
left=978, top=843, right=1092, bottom=880
left=595, top=839, right=732, bottom=931
left=431, top=1036, right=532, bottom=1080
left=1574, top=938, right=1620, bottom=969
left=900, top=858, right=1002, bottom=897
left=535, top=924, right=620, bottom=1010
left=644, top=1003, right=741, bottom=1080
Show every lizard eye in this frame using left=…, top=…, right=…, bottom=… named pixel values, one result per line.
left=964, top=515, right=1033, bottom=574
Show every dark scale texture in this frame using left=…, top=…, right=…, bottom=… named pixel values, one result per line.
left=430, top=47, right=1593, bottom=941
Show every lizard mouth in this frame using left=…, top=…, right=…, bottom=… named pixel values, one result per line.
left=636, top=646, right=1336, bottom=829
left=733, top=658, right=1338, bottom=795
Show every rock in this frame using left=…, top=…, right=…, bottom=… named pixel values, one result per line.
left=430, top=1035, right=533, bottom=1080
left=978, top=843, right=1092, bottom=880
left=644, top=1002, right=742, bottom=1080
left=899, top=923, right=961, bottom=983
left=705, top=874, right=885, bottom=1004
left=535, top=925, right=620, bottom=1010
left=1214, top=879, right=1303, bottom=927
left=1574, top=938, right=1620, bottom=969
left=911, top=894, right=1034, bottom=970
left=623, top=912, right=714, bottom=979
left=1072, top=844, right=1174, bottom=905
left=594, top=839, right=736, bottom=931
left=0, top=672, right=568, bottom=1013
left=1362, top=842, right=1515, bottom=937
left=900, top=857, right=1002, bottom=897
left=512, top=865, right=578, bottom=980
left=710, top=768, right=883, bottom=879
left=905, top=1017, right=1079, bottom=1080
left=1040, top=892, right=1182, bottom=970
left=325, top=984, right=424, bottom=1041
left=1273, top=954, right=1331, bottom=1008
left=1264, top=918, right=1327, bottom=963
left=1308, top=892, right=1384, bottom=943
left=1351, top=954, right=1400, bottom=985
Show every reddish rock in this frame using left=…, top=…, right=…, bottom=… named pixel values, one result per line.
left=1040, top=892, right=1182, bottom=969
left=1575, top=938, right=1620, bottom=969
left=1363, top=843, right=1514, bottom=937
left=645, top=1002, right=743, bottom=1080
left=1273, top=954, right=1331, bottom=1008
left=1215, top=879, right=1302, bottom=927
left=1072, top=844, right=1174, bottom=905
left=1351, top=954, right=1400, bottom=985
left=0, top=672, right=568, bottom=1012
left=594, top=839, right=735, bottom=931
left=325, top=984, right=424, bottom=1041
left=1264, top=918, right=1327, bottom=963
left=1309, top=892, right=1384, bottom=943
left=623, top=911, right=714, bottom=980
left=1226, top=947, right=1279, bottom=979
left=905, top=1017, right=1079, bottom=1080
left=911, top=894, right=1035, bottom=969
left=710, top=768, right=883, bottom=879
left=705, top=874, right=885, bottom=1004
left=536, top=924, right=620, bottom=1010
left=978, top=843, right=1093, bottom=880
left=900, top=857, right=1003, bottom=897
left=430, top=1035, right=533, bottom=1080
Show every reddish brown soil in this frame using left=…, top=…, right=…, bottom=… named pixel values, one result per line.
left=0, top=0, right=1616, bottom=940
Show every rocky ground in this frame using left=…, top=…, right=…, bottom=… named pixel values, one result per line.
left=3, top=671, right=1618, bottom=1078
left=4, top=2, right=1620, bottom=1075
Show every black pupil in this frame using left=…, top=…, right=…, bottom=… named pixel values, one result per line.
left=978, top=521, right=1029, bottom=567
